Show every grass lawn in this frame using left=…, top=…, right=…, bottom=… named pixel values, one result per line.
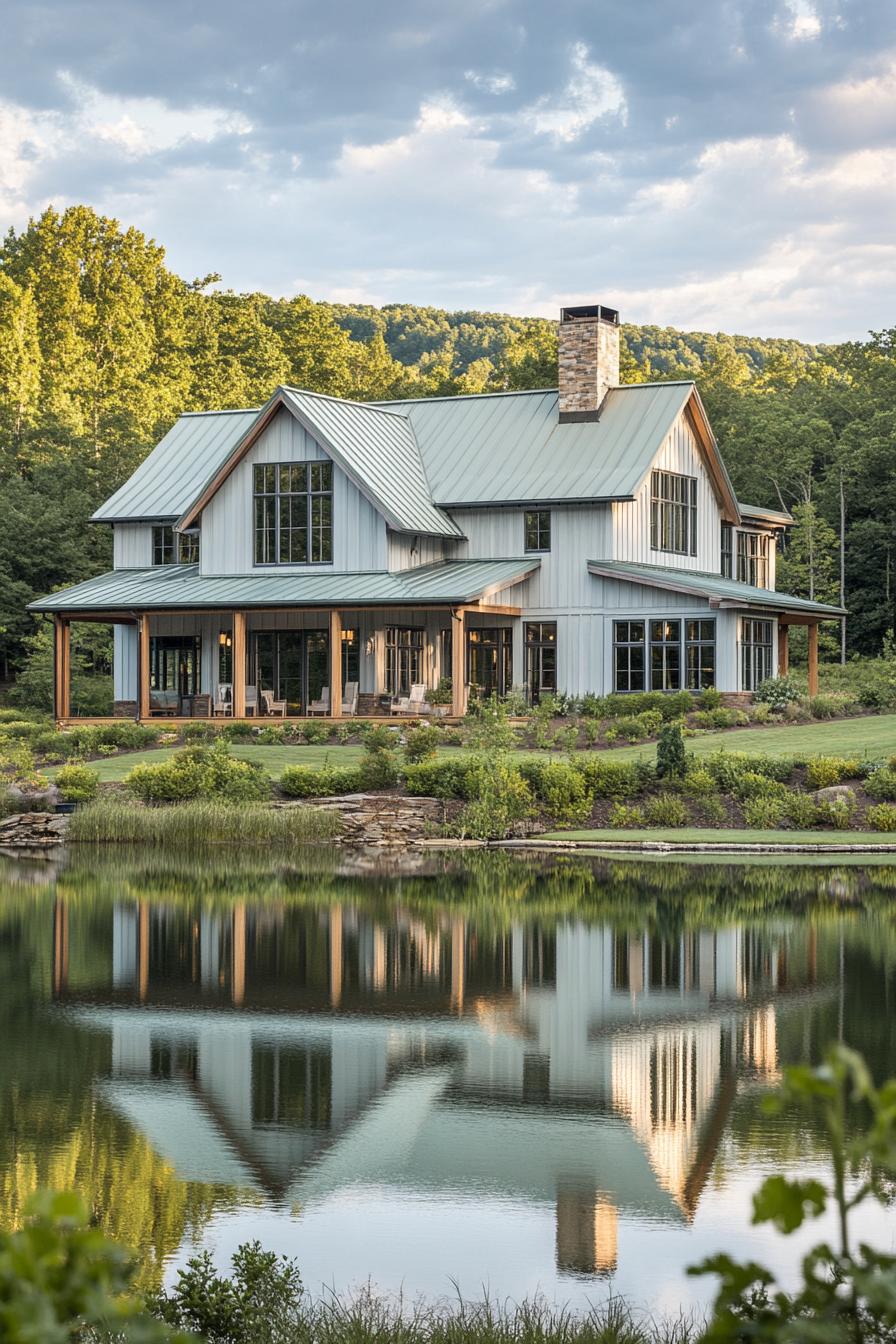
left=540, top=828, right=896, bottom=847
left=607, top=714, right=896, bottom=762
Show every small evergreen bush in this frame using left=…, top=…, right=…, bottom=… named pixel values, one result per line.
left=865, top=768, right=896, bottom=801
left=608, top=802, right=645, bottom=828
left=692, top=707, right=740, bottom=729
left=806, top=756, right=861, bottom=789
left=454, top=759, right=533, bottom=839
left=404, top=757, right=473, bottom=799
left=576, top=757, right=647, bottom=798
left=536, top=760, right=594, bottom=825
left=698, top=686, right=723, bottom=709
left=55, top=762, right=100, bottom=802
left=125, top=742, right=269, bottom=803
left=182, top=721, right=215, bottom=743
left=279, top=765, right=364, bottom=797
left=643, top=793, right=688, bottom=827
left=403, top=724, right=442, bottom=763
left=656, top=722, right=687, bottom=779
left=742, top=795, right=784, bottom=828
left=754, top=674, right=804, bottom=710
left=866, top=803, right=896, bottom=832
left=783, top=793, right=819, bottom=828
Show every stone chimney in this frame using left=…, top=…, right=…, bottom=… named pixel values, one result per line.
left=558, top=303, right=620, bottom=422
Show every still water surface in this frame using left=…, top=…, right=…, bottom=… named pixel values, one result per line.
left=1, top=845, right=895, bottom=1315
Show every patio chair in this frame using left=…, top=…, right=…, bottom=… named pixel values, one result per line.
left=213, top=683, right=232, bottom=717
left=244, top=685, right=258, bottom=717
left=341, top=681, right=359, bottom=716
left=308, top=686, right=330, bottom=716
left=391, top=683, right=428, bottom=716
left=261, top=689, right=287, bottom=718
left=149, top=691, right=178, bottom=717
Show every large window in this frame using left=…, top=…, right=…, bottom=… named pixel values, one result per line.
left=149, top=635, right=200, bottom=696
left=251, top=1046, right=331, bottom=1129
left=740, top=618, right=773, bottom=691
left=613, top=620, right=645, bottom=693
left=468, top=627, right=513, bottom=698
left=254, top=461, right=333, bottom=566
left=152, top=525, right=200, bottom=566
left=650, top=471, right=697, bottom=555
left=650, top=619, right=681, bottom=691
left=385, top=627, right=423, bottom=696
left=737, top=531, right=770, bottom=588
left=685, top=619, right=716, bottom=690
left=721, top=524, right=733, bottom=579
left=524, top=510, right=551, bottom=553
left=525, top=622, right=557, bottom=704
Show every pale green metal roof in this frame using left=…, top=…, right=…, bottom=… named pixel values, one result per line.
left=29, top=558, right=539, bottom=614
left=91, top=410, right=258, bottom=523
left=587, top=560, right=845, bottom=616
left=738, top=502, right=794, bottom=526
left=381, top=383, right=698, bottom=507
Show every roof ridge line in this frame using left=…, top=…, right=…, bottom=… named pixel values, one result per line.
left=282, top=385, right=411, bottom=421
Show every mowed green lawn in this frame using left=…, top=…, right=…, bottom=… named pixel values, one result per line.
left=541, top=828, right=896, bottom=847
left=49, top=713, right=896, bottom=783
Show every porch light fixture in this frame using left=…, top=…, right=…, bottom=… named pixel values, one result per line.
left=218, top=632, right=232, bottom=648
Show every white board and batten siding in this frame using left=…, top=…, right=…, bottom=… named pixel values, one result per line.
left=612, top=414, right=721, bottom=572
left=113, top=525, right=153, bottom=569
left=199, top=410, right=389, bottom=576
left=386, top=532, right=453, bottom=572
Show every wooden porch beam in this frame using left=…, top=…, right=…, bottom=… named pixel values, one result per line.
left=232, top=610, right=247, bottom=718
left=778, top=624, right=789, bottom=676
left=329, top=609, right=343, bottom=718
left=468, top=603, right=522, bottom=617
left=807, top=622, right=819, bottom=697
left=137, top=615, right=150, bottom=721
left=451, top=607, right=467, bottom=717
left=54, top=616, right=71, bottom=722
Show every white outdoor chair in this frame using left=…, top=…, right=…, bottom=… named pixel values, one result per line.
left=261, top=689, right=287, bottom=718
left=341, top=681, right=359, bottom=716
left=391, top=682, right=427, bottom=716
left=308, top=687, right=330, bottom=716
left=244, top=685, right=258, bottom=717
left=214, top=683, right=232, bottom=717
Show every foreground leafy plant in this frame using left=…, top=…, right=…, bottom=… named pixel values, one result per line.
left=692, top=1044, right=896, bottom=1343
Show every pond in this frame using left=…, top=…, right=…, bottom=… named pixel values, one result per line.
left=0, top=844, right=895, bottom=1317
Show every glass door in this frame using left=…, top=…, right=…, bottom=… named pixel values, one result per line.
left=467, top=628, right=512, bottom=699
left=252, top=631, right=328, bottom=714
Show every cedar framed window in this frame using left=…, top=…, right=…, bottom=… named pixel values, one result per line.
left=149, top=635, right=201, bottom=696
left=720, top=524, right=733, bottom=578
left=736, top=531, right=769, bottom=588
left=524, top=510, right=551, bottom=553
left=650, top=619, right=681, bottom=691
left=385, top=627, right=423, bottom=696
left=525, top=622, right=557, bottom=704
left=650, top=471, right=697, bottom=555
left=740, top=619, right=773, bottom=691
left=613, top=620, right=646, bottom=693
left=685, top=618, right=716, bottom=689
left=254, top=461, right=333, bottom=566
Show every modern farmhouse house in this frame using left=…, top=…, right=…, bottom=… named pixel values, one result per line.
left=32, top=304, right=844, bottom=721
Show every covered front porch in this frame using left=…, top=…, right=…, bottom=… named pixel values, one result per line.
left=36, top=559, right=540, bottom=725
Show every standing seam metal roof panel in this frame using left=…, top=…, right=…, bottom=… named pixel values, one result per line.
left=587, top=560, right=846, bottom=615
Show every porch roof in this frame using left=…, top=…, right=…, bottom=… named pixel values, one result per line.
left=587, top=560, right=846, bottom=617
left=28, top=558, right=540, bottom=615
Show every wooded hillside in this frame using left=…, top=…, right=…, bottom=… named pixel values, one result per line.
left=1, top=205, right=894, bottom=681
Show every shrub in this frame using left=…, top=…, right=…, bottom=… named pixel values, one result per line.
left=404, top=757, right=473, bottom=799
left=465, top=694, right=517, bottom=750
left=698, top=795, right=727, bottom=825
left=360, top=723, right=396, bottom=752
left=733, top=771, right=789, bottom=801
left=608, top=802, right=644, bottom=828
left=805, top=756, right=861, bottom=790
left=404, top=724, right=442, bottom=763
left=358, top=750, right=400, bottom=790
left=693, top=707, right=740, bottom=729
left=612, top=710, right=662, bottom=742
left=698, top=686, right=723, bottom=710
left=683, top=765, right=715, bottom=795
left=656, top=722, right=687, bottom=779
left=579, top=693, right=608, bottom=719
left=300, top=720, right=330, bottom=744
left=279, top=764, right=365, bottom=797
left=704, top=750, right=797, bottom=790
left=182, top=720, right=215, bottom=743
left=219, top=719, right=255, bottom=741
left=125, top=742, right=269, bottom=803
left=753, top=674, right=804, bottom=710
left=866, top=803, right=896, bottom=832
left=783, top=793, right=819, bottom=828
left=428, top=677, right=453, bottom=706
left=643, top=793, right=688, bottom=827
left=576, top=757, right=647, bottom=798
left=533, top=760, right=594, bottom=825
left=750, top=702, right=773, bottom=723
left=809, top=692, right=858, bottom=720
left=816, top=794, right=855, bottom=828
left=55, top=763, right=100, bottom=803
left=454, top=759, right=533, bottom=839
left=742, top=795, right=785, bottom=828
left=865, top=768, right=896, bottom=801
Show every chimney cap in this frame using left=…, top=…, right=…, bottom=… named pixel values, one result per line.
left=560, top=303, right=619, bottom=325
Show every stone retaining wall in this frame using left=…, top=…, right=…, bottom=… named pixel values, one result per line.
left=288, top=794, right=450, bottom=847
left=0, top=812, right=69, bottom=847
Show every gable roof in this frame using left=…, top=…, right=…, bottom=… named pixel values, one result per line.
left=177, top=387, right=460, bottom=538
left=28, top=557, right=539, bottom=614
left=91, top=409, right=258, bottom=523
left=587, top=559, right=845, bottom=617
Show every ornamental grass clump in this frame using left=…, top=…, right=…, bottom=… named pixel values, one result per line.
left=68, top=798, right=341, bottom=845
left=125, top=741, right=270, bottom=803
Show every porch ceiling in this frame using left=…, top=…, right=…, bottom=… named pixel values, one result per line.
left=587, top=559, right=846, bottom=618
left=28, top=558, right=540, bottom=615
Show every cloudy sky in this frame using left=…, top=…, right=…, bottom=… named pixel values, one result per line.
left=1, top=0, right=894, bottom=340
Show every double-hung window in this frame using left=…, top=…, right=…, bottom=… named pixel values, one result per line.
left=650, top=470, right=697, bottom=555
left=740, top=619, right=773, bottom=691
left=254, top=461, right=333, bottom=565
left=385, top=627, right=423, bottom=697
left=736, top=531, right=769, bottom=588
left=524, top=510, right=551, bottom=553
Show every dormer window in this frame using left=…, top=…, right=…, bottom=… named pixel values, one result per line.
left=650, top=470, right=697, bottom=556
left=254, top=461, right=333, bottom=566
left=720, top=524, right=733, bottom=578
left=737, top=531, right=769, bottom=588
left=152, top=525, right=200, bottom=566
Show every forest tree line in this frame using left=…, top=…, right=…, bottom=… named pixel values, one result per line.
left=1, top=204, right=895, bottom=682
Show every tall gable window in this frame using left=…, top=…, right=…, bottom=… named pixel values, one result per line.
left=650, top=471, right=697, bottom=556
left=720, top=524, right=733, bottom=578
left=524, top=510, right=551, bottom=553
left=736, top=531, right=769, bottom=588
left=254, top=462, right=333, bottom=566
left=152, top=525, right=200, bottom=566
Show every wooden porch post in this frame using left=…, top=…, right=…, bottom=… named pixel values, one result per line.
left=137, top=615, right=150, bottom=721
left=53, top=616, right=71, bottom=722
left=807, top=622, right=819, bottom=697
left=232, top=610, right=247, bottom=718
left=451, top=608, right=467, bottom=717
left=329, top=609, right=343, bottom=718
left=778, top=624, right=789, bottom=676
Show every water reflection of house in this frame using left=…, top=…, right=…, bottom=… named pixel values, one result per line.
left=56, top=901, right=827, bottom=1279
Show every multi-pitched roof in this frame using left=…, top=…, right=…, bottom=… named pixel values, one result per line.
left=90, top=381, right=741, bottom=532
